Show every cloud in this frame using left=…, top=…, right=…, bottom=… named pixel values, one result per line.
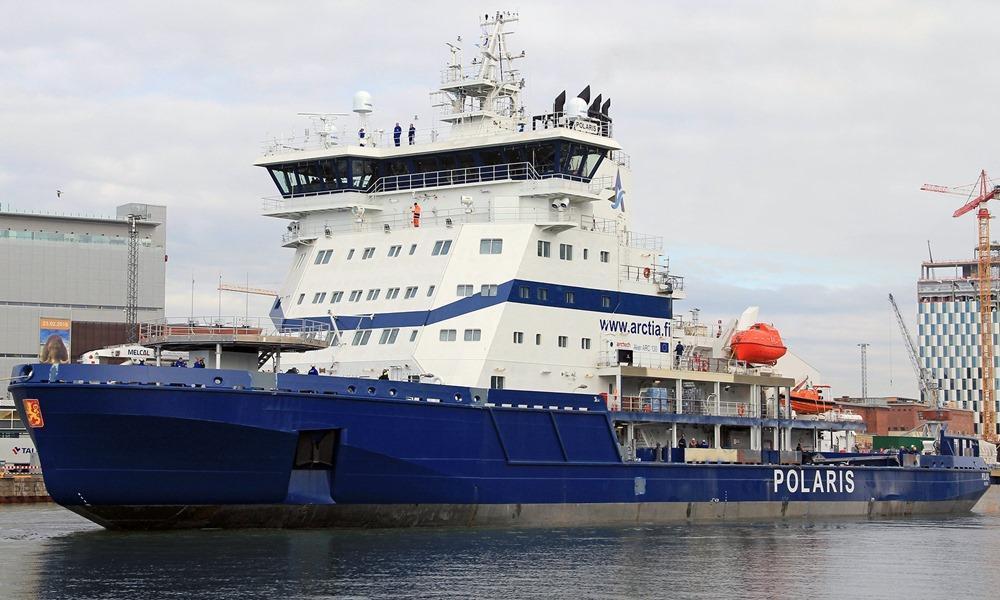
left=2, top=1, right=995, bottom=397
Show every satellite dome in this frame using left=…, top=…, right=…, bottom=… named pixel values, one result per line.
left=353, top=91, right=374, bottom=114
left=564, top=96, right=587, bottom=120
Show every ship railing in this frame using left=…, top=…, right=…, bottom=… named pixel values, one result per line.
left=371, top=162, right=540, bottom=194
left=529, top=111, right=613, bottom=138
left=599, top=351, right=755, bottom=375
left=620, top=231, right=663, bottom=252
left=139, top=316, right=334, bottom=346
left=263, top=165, right=612, bottom=212
left=280, top=205, right=656, bottom=245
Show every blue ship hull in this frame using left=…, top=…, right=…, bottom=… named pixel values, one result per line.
left=9, top=364, right=991, bottom=530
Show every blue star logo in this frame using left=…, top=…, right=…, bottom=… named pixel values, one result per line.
left=611, top=169, right=625, bottom=212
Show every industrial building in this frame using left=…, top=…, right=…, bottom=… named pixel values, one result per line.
left=917, top=247, right=1000, bottom=437
left=833, top=396, right=976, bottom=437
left=0, top=203, right=167, bottom=402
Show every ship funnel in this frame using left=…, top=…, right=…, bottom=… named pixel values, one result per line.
left=577, top=85, right=591, bottom=103
left=553, top=90, right=566, bottom=113
left=601, top=97, right=611, bottom=118
left=588, top=94, right=602, bottom=118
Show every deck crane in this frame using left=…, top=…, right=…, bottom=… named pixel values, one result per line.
left=921, top=170, right=1000, bottom=441
left=888, top=293, right=939, bottom=407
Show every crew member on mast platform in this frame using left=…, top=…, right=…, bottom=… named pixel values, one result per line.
left=412, top=201, right=421, bottom=227
left=393, top=122, right=402, bottom=147
left=358, top=127, right=366, bottom=146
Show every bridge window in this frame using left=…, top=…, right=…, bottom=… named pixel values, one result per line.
left=537, top=240, right=551, bottom=257
left=409, top=329, right=418, bottom=342
left=409, top=243, right=417, bottom=255
left=513, top=331, right=524, bottom=344
left=464, top=329, right=481, bottom=342
left=558, top=336, right=568, bottom=348
left=330, top=291, right=343, bottom=303
left=346, top=249, right=355, bottom=260
left=404, top=286, right=418, bottom=299
left=600, top=250, right=610, bottom=263
left=559, top=244, right=573, bottom=261
left=366, top=289, right=380, bottom=301
left=388, top=245, right=402, bottom=257
left=439, top=329, right=457, bottom=342
left=314, top=249, right=333, bottom=264
left=480, top=238, right=503, bottom=254
left=481, top=284, right=498, bottom=297
left=581, top=338, right=592, bottom=350
left=386, top=287, right=400, bottom=299
left=312, top=292, right=327, bottom=304
left=426, top=285, right=436, bottom=296
left=457, top=284, right=474, bottom=297
left=297, top=293, right=305, bottom=305
left=349, top=290, right=363, bottom=302
left=362, top=247, right=376, bottom=260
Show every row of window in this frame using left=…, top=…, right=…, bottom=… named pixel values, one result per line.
left=512, top=331, right=591, bottom=349
left=345, top=327, right=594, bottom=349
left=304, top=283, right=615, bottom=308
left=537, top=240, right=610, bottom=263
left=312, top=240, right=455, bottom=266
left=311, top=238, right=609, bottom=267
left=302, top=285, right=433, bottom=305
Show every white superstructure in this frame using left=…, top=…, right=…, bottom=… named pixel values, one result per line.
left=252, top=13, right=812, bottom=413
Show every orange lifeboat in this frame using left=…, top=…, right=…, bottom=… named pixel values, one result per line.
left=786, top=386, right=835, bottom=414
left=730, top=323, right=787, bottom=365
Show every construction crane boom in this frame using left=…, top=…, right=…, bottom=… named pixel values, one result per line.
left=888, top=293, right=938, bottom=406
left=217, top=283, right=278, bottom=297
left=922, top=170, right=1000, bottom=441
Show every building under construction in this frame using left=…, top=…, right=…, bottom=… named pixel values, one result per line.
left=0, top=203, right=167, bottom=402
left=918, top=244, right=1000, bottom=437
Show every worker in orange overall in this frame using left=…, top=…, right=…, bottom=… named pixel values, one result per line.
left=411, top=201, right=421, bottom=227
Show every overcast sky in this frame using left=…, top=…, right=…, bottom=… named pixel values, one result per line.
left=3, top=1, right=997, bottom=397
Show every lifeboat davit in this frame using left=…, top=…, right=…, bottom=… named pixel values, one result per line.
left=730, top=323, right=787, bottom=365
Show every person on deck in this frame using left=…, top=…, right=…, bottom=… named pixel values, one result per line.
left=358, top=127, right=366, bottom=146
left=698, top=439, right=709, bottom=448
left=795, top=442, right=803, bottom=452
left=411, top=201, right=422, bottom=227
left=378, top=369, right=390, bottom=380
left=193, top=358, right=206, bottom=368
left=308, top=365, right=319, bottom=376
left=393, top=122, right=402, bottom=147
left=674, top=341, right=685, bottom=368
left=678, top=437, right=687, bottom=449
left=408, top=123, right=416, bottom=145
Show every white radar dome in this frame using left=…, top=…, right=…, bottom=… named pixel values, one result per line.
left=564, top=96, right=588, bottom=120
left=353, top=91, right=374, bottom=114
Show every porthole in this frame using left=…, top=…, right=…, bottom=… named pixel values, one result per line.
left=367, top=386, right=376, bottom=395
left=388, top=388, right=398, bottom=397
left=347, top=385, right=356, bottom=394
left=454, top=393, right=462, bottom=402
left=213, top=377, right=223, bottom=385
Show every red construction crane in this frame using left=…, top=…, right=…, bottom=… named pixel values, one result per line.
left=921, top=170, right=1000, bottom=442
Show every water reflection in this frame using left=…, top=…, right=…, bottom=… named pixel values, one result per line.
left=2, top=506, right=999, bottom=600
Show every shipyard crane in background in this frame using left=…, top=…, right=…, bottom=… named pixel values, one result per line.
left=921, top=170, right=1000, bottom=441
left=888, top=293, right=939, bottom=407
